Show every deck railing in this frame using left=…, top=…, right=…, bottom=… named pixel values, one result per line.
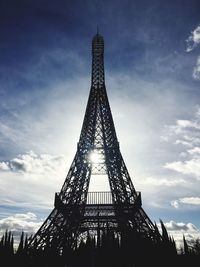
left=86, top=191, right=113, bottom=204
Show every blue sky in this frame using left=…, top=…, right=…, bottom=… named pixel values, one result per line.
left=0, top=0, right=200, bottom=247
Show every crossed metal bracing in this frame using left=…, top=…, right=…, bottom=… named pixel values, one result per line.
left=28, top=33, right=162, bottom=252
left=28, top=192, right=159, bottom=251
left=83, top=192, right=157, bottom=237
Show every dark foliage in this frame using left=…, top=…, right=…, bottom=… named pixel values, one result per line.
left=0, top=223, right=200, bottom=267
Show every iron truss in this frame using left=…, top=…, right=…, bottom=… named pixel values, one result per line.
left=28, top=33, right=162, bottom=253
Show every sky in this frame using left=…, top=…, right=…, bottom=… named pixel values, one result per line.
left=0, top=0, right=200, bottom=248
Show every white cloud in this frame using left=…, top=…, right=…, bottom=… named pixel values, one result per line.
left=188, top=147, right=200, bottom=155
left=163, top=111, right=200, bottom=150
left=164, top=220, right=197, bottom=232
left=171, top=200, right=179, bottom=209
left=163, top=107, right=200, bottom=178
left=180, top=197, right=200, bottom=205
left=161, top=107, right=200, bottom=218
left=172, top=197, right=200, bottom=208
left=0, top=150, right=67, bottom=175
left=193, top=56, right=200, bottom=80
left=164, top=158, right=200, bottom=177
left=0, top=151, right=68, bottom=211
left=174, top=139, right=192, bottom=147
left=186, top=25, right=200, bottom=80
left=0, top=161, right=9, bottom=170
left=158, top=220, right=200, bottom=250
left=0, top=212, right=42, bottom=245
left=176, top=119, right=195, bottom=128
left=186, top=25, right=200, bottom=52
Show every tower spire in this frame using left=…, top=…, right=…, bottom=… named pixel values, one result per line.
left=91, top=32, right=105, bottom=88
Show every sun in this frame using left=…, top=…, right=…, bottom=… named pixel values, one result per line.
left=89, top=150, right=101, bottom=164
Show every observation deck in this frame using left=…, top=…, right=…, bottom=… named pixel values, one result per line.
left=54, top=191, right=142, bottom=231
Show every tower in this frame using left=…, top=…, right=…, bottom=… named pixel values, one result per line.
left=28, top=33, right=161, bottom=253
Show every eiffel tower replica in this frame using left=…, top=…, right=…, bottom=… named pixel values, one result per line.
left=28, top=32, right=161, bottom=253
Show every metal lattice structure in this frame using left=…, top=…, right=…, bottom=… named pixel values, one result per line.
left=28, top=33, right=161, bottom=252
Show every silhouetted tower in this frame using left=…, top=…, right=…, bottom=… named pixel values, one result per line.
left=28, top=33, right=161, bottom=252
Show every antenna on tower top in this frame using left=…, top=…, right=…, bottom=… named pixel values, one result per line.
left=97, top=25, right=99, bottom=35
